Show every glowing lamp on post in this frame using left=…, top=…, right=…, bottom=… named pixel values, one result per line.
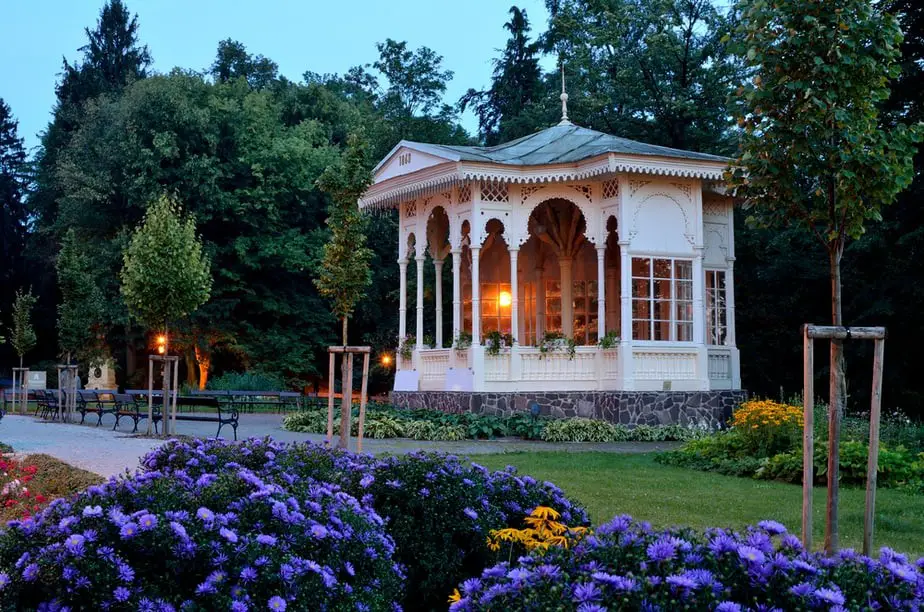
left=156, top=334, right=167, bottom=355
left=381, top=354, right=392, bottom=367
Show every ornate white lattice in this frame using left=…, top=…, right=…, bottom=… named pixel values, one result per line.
left=628, top=179, right=651, bottom=196
left=671, top=182, right=693, bottom=201
left=404, top=201, right=417, bottom=218
left=440, top=191, right=451, bottom=201
left=480, top=180, right=508, bottom=203
left=458, top=183, right=472, bottom=203
left=569, top=184, right=593, bottom=202
left=602, top=179, right=619, bottom=200
left=703, top=198, right=727, bottom=217
left=520, top=185, right=544, bottom=204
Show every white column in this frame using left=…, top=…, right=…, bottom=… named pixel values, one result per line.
left=398, top=259, right=408, bottom=341
left=596, top=246, right=606, bottom=342
left=536, top=266, right=545, bottom=341
left=559, top=256, right=573, bottom=337
left=619, top=241, right=633, bottom=389
left=692, top=248, right=706, bottom=344
left=726, top=259, right=737, bottom=347
left=509, top=248, right=519, bottom=344
left=451, top=249, right=462, bottom=344
left=416, top=254, right=425, bottom=348
left=471, top=247, right=481, bottom=344
left=434, top=258, right=445, bottom=348
left=606, top=266, right=619, bottom=334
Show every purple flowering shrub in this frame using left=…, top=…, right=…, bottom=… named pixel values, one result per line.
left=140, top=439, right=589, bottom=611
left=450, top=516, right=924, bottom=611
left=0, top=462, right=402, bottom=610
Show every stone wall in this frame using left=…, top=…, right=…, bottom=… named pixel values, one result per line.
left=390, top=390, right=747, bottom=428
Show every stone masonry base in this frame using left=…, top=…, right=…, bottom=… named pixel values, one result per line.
left=390, top=390, right=747, bottom=428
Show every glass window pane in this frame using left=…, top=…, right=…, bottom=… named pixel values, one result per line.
left=573, top=282, right=585, bottom=297
left=675, top=301, right=693, bottom=323
left=632, top=278, right=650, bottom=298
left=654, top=299, right=672, bottom=321
left=546, top=281, right=561, bottom=297
left=654, top=279, right=671, bottom=299
left=654, top=259, right=672, bottom=279
left=675, top=260, right=692, bottom=280
left=676, top=280, right=693, bottom=301
left=632, top=257, right=651, bottom=277
left=632, top=299, right=650, bottom=319
left=548, top=315, right=562, bottom=333
left=573, top=297, right=586, bottom=312
left=587, top=281, right=598, bottom=296
left=716, top=270, right=726, bottom=291
left=653, top=320, right=671, bottom=340
left=677, top=322, right=693, bottom=342
left=633, top=320, right=650, bottom=340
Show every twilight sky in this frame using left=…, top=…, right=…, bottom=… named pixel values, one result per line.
left=0, top=0, right=553, bottom=153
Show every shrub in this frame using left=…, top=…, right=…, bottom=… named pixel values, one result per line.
left=541, top=418, right=625, bottom=443
left=363, top=414, right=407, bottom=439
left=138, top=438, right=590, bottom=611
left=731, top=399, right=803, bottom=457
left=450, top=515, right=923, bottom=610
left=0, top=454, right=402, bottom=610
left=207, top=370, right=286, bottom=391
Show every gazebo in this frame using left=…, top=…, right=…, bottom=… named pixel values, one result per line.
left=360, top=100, right=745, bottom=426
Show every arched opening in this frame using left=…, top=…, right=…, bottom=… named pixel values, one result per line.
left=604, top=215, right=621, bottom=337
left=477, top=219, right=512, bottom=337
left=426, top=207, right=451, bottom=347
left=519, top=198, right=597, bottom=346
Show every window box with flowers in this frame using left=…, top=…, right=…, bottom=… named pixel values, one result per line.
left=484, top=331, right=515, bottom=357
left=538, top=331, right=576, bottom=360
left=397, top=335, right=415, bottom=363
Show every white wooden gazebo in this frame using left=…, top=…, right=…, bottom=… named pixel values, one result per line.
left=361, top=100, right=742, bottom=422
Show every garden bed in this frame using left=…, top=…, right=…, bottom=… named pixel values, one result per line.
left=1, top=450, right=104, bottom=522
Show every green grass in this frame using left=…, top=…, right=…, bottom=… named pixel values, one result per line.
left=477, top=452, right=924, bottom=555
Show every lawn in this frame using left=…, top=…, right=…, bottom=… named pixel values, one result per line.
left=476, top=451, right=924, bottom=555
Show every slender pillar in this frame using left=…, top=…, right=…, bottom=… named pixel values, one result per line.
left=471, top=246, right=481, bottom=344
left=535, top=266, right=545, bottom=342
left=398, top=259, right=408, bottom=342
left=596, top=246, right=606, bottom=342
left=451, top=249, right=462, bottom=344
left=416, top=254, right=425, bottom=348
left=509, top=248, right=519, bottom=344
left=559, top=256, right=573, bottom=337
left=726, top=259, right=737, bottom=346
left=434, top=258, right=445, bottom=348
left=692, top=248, right=705, bottom=344
left=606, top=266, right=619, bottom=334
left=619, top=241, right=634, bottom=389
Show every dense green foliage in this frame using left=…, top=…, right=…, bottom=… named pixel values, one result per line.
left=0, top=99, right=28, bottom=340
left=56, top=229, right=107, bottom=367
left=10, top=289, right=37, bottom=367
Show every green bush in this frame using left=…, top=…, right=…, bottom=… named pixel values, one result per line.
left=363, top=414, right=407, bottom=438
left=506, top=413, right=549, bottom=440
left=207, top=370, right=286, bottom=391
left=541, top=417, right=624, bottom=442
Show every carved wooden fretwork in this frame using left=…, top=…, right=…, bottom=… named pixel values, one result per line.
left=602, top=179, right=619, bottom=200
left=404, top=201, right=417, bottom=218
left=440, top=191, right=452, bottom=201
left=480, top=180, right=508, bottom=203
left=702, top=198, right=727, bottom=218
left=628, top=179, right=652, bottom=196
left=569, top=184, right=593, bottom=203
left=520, top=185, right=544, bottom=204
left=629, top=192, right=694, bottom=246
left=671, top=182, right=693, bottom=201
left=458, top=183, right=472, bottom=203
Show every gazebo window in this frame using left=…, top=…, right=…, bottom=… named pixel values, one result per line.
left=706, top=269, right=728, bottom=345
left=572, top=280, right=598, bottom=345
left=480, top=282, right=512, bottom=335
left=631, top=257, right=693, bottom=341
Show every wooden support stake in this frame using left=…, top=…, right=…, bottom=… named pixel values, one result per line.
left=802, top=326, right=814, bottom=551
left=863, top=338, right=885, bottom=555
left=326, top=352, right=336, bottom=445
left=357, top=353, right=370, bottom=453
left=339, top=352, right=354, bottom=450
left=147, top=358, right=154, bottom=435
left=171, top=358, right=179, bottom=434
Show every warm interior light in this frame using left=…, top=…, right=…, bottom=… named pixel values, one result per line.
left=381, top=355, right=392, bottom=366
left=499, top=291, right=512, bottom=308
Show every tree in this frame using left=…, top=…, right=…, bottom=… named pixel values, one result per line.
left=211, top=39, right=279, bottom=89
left=10, top=288, right=37, bottom=369
left=315, top=133, right=374, bottom=448
left=460, top=6, right=544, bottom=144
left=542, top=0, right=741, bottom=152
left=56, top=228, right=107, bottom=368
left=121, top=194, right=211, bottom=434
left=728, top=0, right=921, bottom=552
left=0, top=99, right=28, bottom=308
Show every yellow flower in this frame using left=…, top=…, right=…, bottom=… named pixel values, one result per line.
left=448, top=589, right=461, bottom=603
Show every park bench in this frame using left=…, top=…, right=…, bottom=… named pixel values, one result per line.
left=34, top=389, right=63, bottom=420
left=188, top=389, right=303, bottom=413
left=76, top=389, right=118, bottom=426
left=126, top=390, right=238, bottom=439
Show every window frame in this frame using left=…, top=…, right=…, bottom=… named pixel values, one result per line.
left=631, top=255, right=694, bottom=343
left=705, top=268, right=728, bottom=346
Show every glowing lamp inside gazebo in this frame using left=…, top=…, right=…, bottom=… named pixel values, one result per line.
left=499, top=291, right=512, bottom=309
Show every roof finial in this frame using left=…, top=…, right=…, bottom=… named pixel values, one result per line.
left=558, top=63, right=572, bottom=126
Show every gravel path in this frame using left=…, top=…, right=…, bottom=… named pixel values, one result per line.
left=1, top=414, right=680, bottom=478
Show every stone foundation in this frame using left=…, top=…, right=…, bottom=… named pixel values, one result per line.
left=390, top=390, right=747, bottom=428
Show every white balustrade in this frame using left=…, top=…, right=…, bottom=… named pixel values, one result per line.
left=707, top=349, right=732, bottom=381
left=602, top=350, right=620, bottom=380
left=632, top=348, right=698, bottom=380
left=484, top=352, right=511, bottom=381
left=419, top=349, right=451, bottom=383
left=519, top=347, right=597, bottom=382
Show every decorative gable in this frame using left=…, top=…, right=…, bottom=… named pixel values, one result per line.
left=375, top=145, right=457, bottom=182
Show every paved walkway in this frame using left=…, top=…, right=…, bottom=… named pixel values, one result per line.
left=0, top=414, right=679, bottom=477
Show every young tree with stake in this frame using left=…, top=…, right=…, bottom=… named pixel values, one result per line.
left=120, top=194, right=211, bottom=436
left=10, top=288, right=37, bottom=413
left=728, top=0, right=921, bottom=552
left=315, top=133, right=374, bottom=449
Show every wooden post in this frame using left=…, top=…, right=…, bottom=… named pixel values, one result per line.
left=339, top=352, right=354, bottom=449
left=147, top=357, right=155, bottom=435
left=357, top=353, right=370, bottom=453
left=802, top=325, right=814, bottom=551
left=863, top=337, right=885, bottom=555
left=171, top=358, right=179, bottom=434
left=326, top=352, right=336, bottom=445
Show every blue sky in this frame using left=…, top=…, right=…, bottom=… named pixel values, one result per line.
left=1, top=0, right=553, bottom=154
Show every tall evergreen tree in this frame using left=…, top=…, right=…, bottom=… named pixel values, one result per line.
left=460, top=7, right=545, bottom=144
left=0, top=99, right=28, bottom=305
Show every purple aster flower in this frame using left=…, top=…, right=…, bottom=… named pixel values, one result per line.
left=666, top=574, right=697, bottom=593
left=507, top=568, right=531, bottom=583
left=231, top=602, right=248, bottom=612
left=220, top=528, right=238, bottom=543
left=256, top=534, right=276, bottom=545
left=23, top=563, right=39, bottom=582
left=814, top=587, right=845, bottom=606
left=240, top=567, right=258, bottom=582
left=647, top=537, right=678, bottom=562
left=709, top=533, right=738, bottom=555
left=463, top=508, right=478, bottom=520
left=757, top=520, right=787, bottom=535
left=82, top=505, right=103, bottom=518
left=572, top=582, right=602, bottom=604
left=715, top=603, right=742, bottom=612
left=64, top=534, right=86, bottom=556
left=790, top=582, right=815, bottom=598
left=120, top=522, right=139, bottom=539
left=780, top=534, right=803, bottom=551
left=792, top=559, right=817, bottom=574
left=138, top=514, right=158, bottom=531
left=461, top=577, right=482, bottom=594
left=359, top=475, right=374, bottom=488
left=170, top=522, right=188, bottom=540
left=577, top=605, right=607, bottom=612
left=196, top=507, right=215, bottom=522
left=310, top=524, right=329, bottom=539
left=0, top=572, right=9, bottom=590
left=117, top=562, right=135, bottom=583
left=737, top=545, right=765, bottom=564
left=592, top=572, right=637, bottom=592
left=114, top=586, right=131, bottom=602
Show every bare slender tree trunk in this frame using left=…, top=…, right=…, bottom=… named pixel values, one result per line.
left=339, top=316, right=351, bottom=449
left=825, top=246, right=846, bottom=553
left=195, top=345, right=211, bottom=391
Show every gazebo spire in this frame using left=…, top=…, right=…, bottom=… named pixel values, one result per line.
left=558, top=63, right=572, bottom=126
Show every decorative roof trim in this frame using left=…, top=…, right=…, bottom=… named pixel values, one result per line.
left=372, top=140, right=461, bottom=174
left=359, top=154, right=730, bottom=210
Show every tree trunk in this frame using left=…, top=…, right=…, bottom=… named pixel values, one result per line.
left=195, top=344, right=211, bottom=391
left=126, top=341, right=136, bottom=378
left=185, top=349, right=198, bottom=388
left=825, top=245, right=846, bottom=553
left=163, top=322, right=171, bottom=437
left=339, top=316, right=351, bottom=449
